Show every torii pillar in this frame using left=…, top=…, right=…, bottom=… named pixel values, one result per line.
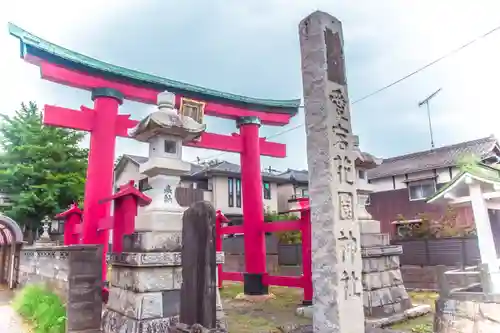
left=44, top=87, right=136, bottom=282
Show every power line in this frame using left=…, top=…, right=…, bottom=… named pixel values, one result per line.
left=191, top=22, right=500, bottom=164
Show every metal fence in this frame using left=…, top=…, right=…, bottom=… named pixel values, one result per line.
left=391, top=237, right=482, bottom=266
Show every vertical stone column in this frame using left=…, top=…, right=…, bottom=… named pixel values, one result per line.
left=299, top=11, right=364, bottom=333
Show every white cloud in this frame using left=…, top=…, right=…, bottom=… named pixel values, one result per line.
left=2, top=0, right=500, bottom=169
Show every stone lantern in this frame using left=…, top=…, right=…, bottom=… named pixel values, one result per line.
left=353, top=135, right=382, bottom=222
left=129, top=90, right=206, bottom=224
left=104, top=91, right=209, bottom=331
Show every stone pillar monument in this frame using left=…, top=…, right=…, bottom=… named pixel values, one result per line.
left=103, top=91, right=208, bottom=332
left=353, top=138, right=415, bottom=321
left=299, top=11, right=364, bottom=333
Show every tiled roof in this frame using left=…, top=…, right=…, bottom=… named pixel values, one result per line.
left=277, top=169, right=309, bottom=184
left=367, top=135, right=499, bottom=180
left=9, top=23, right=300, bottom=113
left=122, top=154, right=149, bottom=165
left=189, top=161, right=288, bottom=182
left=118, top=156, right=289, bottom=182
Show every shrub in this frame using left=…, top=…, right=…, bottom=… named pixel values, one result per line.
left=12, top=284, right=66, bottom=333
left=264, top=207, right=302, bottom=244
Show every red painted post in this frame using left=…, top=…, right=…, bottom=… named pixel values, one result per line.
left=81, top=88, right=124, bottom=282
left=113, top=195, right=140, bottom=253
left=237, top=116, right=268, bottom=295
left=99, top=180, right=152, bottom=253
left=55, top=203, right=82, bottom=246
left=301, top=207, right=312, bottom=305
left=216, top=210, right=229, bottom=289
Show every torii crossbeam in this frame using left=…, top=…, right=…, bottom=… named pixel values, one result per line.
left=9, top=23, right=300, bottom=289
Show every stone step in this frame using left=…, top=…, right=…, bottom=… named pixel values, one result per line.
left=361, top=245, right=403, bottom=258
left=362, top=255, right=400, bottom=273
left=123, top=231, right=182, bottom=252
left=110, top=265, right=181, bottom=292
left=108, top=251, right=225, bottom=267
left=360, top=220, right=381, bottom=234
left=106, top=286, right=180, bottom=320
left=102, top=308, right=179, bottom=333
left=362, top=269, right=404, bottom=291
left=361, top=233, right=390, bottom=247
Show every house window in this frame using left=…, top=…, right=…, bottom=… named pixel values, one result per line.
left=263, top=182, right=271, bottom=200
left=164, top=140, right=176, bottom=154
left=408, top=180, right=436, bottom=201
left=358, top=169, right=366, bottom=180
left=196, top=180, right=209, bottom=190
left=138, top=178, right=152, bottom=192
left=228, top=178, right=234, bottom=207
left=236, top=179, right=241, bottom=208
left=301, top=189, right=309, bottom=198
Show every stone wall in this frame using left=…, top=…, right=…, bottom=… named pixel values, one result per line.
left=18, top=245, right=103, bottom=333
left=434, top=297, right=500, bottom=332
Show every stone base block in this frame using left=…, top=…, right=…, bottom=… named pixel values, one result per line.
left=362, top=255, right=400, bottom=273
left=366, top=304, right=432, bottom=328
left=102, top=308, right=179, bottom=333
left=109, top=251, right=224, bottom=267
left=360, top=220, right=382, bottom=234
left=364, top=285, right=412, bottom=317
left=107, top=287, right=180, bottom=320
left=134, top=210, right=183, bottom=232
left=110, top=265, right=181, bottom=292
left=361, top=245, right=403, bottom=258
left=123, top=231, right=182, bottom=252
left=282, top=323, right=407, bottom=332
left=363, top=269, right=404, bottom=290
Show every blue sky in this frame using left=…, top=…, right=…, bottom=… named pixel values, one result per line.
left=2, top=1, right=500, bottom=171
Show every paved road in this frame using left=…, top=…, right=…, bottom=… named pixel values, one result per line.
left=0, top=289, right=26, bottom=333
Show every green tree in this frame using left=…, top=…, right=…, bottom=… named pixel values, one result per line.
left=0, top=102, right=88, bottom=237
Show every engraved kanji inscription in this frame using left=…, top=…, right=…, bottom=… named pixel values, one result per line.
left=338, top=192, right=353, bottom=220
left=351, top=271, right=361, bottom=298
left=340, top=270, right=362, bottom=300
left=331, top=122, right=349, bottom=150
left=329, top=88, right=348, bottom=119
left=340, top=270, right=350, bottom=300
left=337, top=229, right=358, bottom=264
left=164, top=185, right=173, bottom=203
left=334, top=155, right=354, bottom=184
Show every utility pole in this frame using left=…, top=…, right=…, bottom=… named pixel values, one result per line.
left=418, top=88, right=442, bottom=149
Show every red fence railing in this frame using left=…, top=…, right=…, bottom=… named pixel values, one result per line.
left=215, top=198, right=312, bottom=304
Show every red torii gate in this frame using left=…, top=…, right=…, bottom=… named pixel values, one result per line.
left=9, top=23, right=300, bottom=294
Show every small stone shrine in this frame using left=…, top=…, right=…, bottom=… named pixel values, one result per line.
left=354, top=138, right=429, bottom=325
left=35, top=217, right=57, bottom=247
left=103, top=91, right=220, bottom=332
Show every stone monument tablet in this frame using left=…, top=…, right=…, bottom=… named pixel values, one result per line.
left=299, top=11, right=365, bottom=333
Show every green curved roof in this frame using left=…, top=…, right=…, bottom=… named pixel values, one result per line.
left=8, top=23, right=301, bottom=114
